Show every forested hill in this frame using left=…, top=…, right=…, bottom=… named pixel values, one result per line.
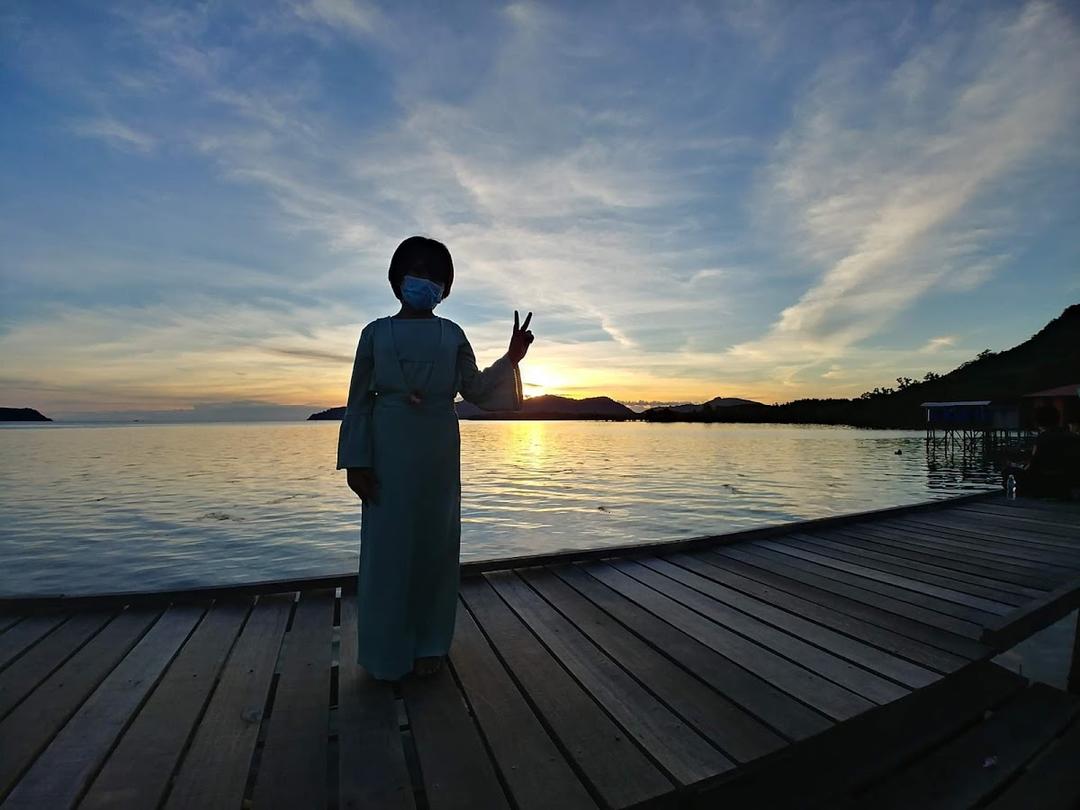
left=902, top=303, right=1080, bottom=402
left=645, top=303, right=1080, bottom=428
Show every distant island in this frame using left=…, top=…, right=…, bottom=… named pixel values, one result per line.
left=308, top=303, right=1079, bottom=429
left=0, top=407, right=51, bottom=422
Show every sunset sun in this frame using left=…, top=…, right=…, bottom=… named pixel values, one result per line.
left=522, top=366, right=560, bottom=398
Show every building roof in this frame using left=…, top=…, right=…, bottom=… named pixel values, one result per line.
left=920, top=401, right=992, bottom=408
left=1024, top=384, right=1080, bottom=398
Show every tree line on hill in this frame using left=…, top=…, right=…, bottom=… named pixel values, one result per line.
left=643, top=304, right=1080, bottom=428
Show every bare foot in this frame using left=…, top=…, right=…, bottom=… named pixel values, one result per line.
left=413, top=656, right=444, bottom=677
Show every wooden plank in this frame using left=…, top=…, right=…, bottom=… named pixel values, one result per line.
left=489, top=570, right=731, bottom=785
left=641, top=557, right=936, bottom=689
left=957, top=502, right=1080, bottom=531
left=822, top=527, right=1048, bottom=597
left=80, top=599, right=251, bottom=810
left=948, top=509, right=1080, bottom=539
left=759, top=538, right=1011, bottom=617
left=833, top=523, right=1063, bottom=588
left=163, top=593, right=292, bottom=810
left=459, top=576, right=673, bottom=810
left=985, top=717, right=1080, bottom=810
left=448, top=593, right=596, bottom=810
left=729, top=544, right=995, bottom=630
left=712, top=545, right=987, bottom=643
left=612, top=559, right=909, bottom=705
left=0, top=615, right=65, bottom=671
left=521, top=567, right=786, bottom=764
left=1, top=605, right=203, bottom=809
left=856, top=683, right=1080, bottom=810
left=788, top=533, right=1030, bottom=606
left=663, top=553, right=952, bottom=679
left=947, top=507, right=1080, bottom=539
left=0, top=612, right=112, bottom=720
left=703, top=548, right=982, bottom=665
left=0, top=575, right=354, bottom=612
left=0, top=607, right=158, bottom=800
left=583, top=560, right=872, bottom=721
left=401, top=659, right=511, bottom=810
left=886, top=512, right=1080, bottom=556
left=966, top=499, right=1080, bottom=519
left=697, top=662, right=1027, bottom=810
left=869, top=519, right=1070, bottom=578
left=981, top=575, right=1080, bottom=649
left=0, top=616, right=20, bottom=634
left=337, top=589, right=416, bottom=810
left=553, top=563, right=833, bottom=742
left=958, top=499, right=1080, bottom=522
left=889, top=516, right=1080, bottom=565
left=250, top=589, right=335, bottom=810
left=749, top=540, right=1008, bottom=622
left=896, top=513, right=1080, bottom=554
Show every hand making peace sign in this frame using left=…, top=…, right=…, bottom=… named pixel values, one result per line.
left=508, top=310, right=534, bottom=364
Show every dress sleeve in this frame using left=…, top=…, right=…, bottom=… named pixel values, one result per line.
left=458, top=334, right=523, bottom=412
left=336, top=324, right=376, bottom=469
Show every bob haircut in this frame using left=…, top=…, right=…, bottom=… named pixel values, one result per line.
left=388, top=236, right=454, bottom=301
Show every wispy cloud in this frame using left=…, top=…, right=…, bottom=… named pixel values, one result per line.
left=920, top=335, right=956, bottom=354
left=292, top=0, right=381, bottom=38
left=730, top=2, right=1080, bottom=376
left=69, top=116, right=156, bottom=152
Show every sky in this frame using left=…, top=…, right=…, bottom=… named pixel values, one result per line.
left=1, top=0, right=1078, bottom=421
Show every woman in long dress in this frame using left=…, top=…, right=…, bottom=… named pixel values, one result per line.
left=337, top=236, right=534, bottom=680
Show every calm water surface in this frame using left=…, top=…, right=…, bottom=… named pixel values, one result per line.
left=0, top=421, right=998, bottom=596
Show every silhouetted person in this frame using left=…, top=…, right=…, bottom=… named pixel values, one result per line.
left=336, top=236, right=535, bottom=681
left=1003, top=405, right=1080, bottom=498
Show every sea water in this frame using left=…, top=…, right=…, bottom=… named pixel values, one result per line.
left=0, top=420, right=998, bottom=596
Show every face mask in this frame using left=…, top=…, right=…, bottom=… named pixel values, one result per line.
left=401, top=275, right=444, bottom=310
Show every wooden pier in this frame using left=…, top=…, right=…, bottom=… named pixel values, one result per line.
left=1, top=493, right=1079, bottom=809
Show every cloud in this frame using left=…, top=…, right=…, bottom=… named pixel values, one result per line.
left=734, top=1, right=1080, bottom=368
left=291, top=0, right=380, bottom=37
left=265, top=346, right=355, bottom=363
left=69, top=116, right=156, bottom=152
left=920, top=335, right=956, bottom=353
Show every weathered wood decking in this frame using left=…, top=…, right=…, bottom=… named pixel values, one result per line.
left=706, top=660, right=1080, bottom=809
left=1, top=493, right=1079, bottom=809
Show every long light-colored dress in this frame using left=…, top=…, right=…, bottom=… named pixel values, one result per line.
left=336, top=315, right=522, bottom=680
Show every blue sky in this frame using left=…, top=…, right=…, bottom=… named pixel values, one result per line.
left=1, top=0, right=1078, bottom=419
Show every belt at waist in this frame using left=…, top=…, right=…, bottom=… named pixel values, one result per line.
left=374, top=392, right=457, bottom=413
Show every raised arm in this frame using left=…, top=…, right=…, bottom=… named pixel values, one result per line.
left=458, top=338, right=523, bottom=411
left=457, top=311, right=534, bottom=411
